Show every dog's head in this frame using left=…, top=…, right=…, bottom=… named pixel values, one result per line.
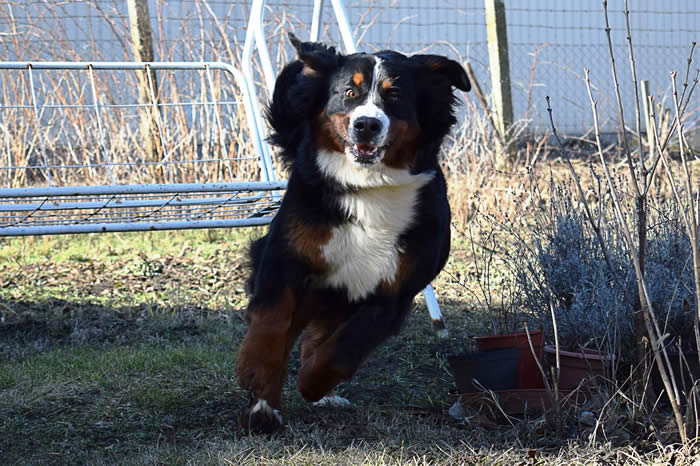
left=269, top=34, right=470, bottom=185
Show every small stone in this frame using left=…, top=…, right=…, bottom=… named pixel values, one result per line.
left=449, top=400, right=468, bottom=421
left=579, top=410, right=597, bottom=427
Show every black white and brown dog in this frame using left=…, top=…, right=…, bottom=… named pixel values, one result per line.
left=236, top=33, right=470, bottom=433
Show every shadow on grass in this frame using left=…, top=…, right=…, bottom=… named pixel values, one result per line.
left=1, top=297, right=238, bottom=357
left=0, top=298, right=253, bottom=463
left=0, top=297, right=471, bottom=464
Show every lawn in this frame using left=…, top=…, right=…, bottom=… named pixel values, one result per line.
left=0, top=228, right=696, bottom=464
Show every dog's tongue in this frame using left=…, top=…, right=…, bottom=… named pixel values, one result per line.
left=355, top=144, right=376, bottom=155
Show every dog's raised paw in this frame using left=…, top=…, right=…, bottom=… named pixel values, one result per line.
left=312, top=395, right=351, bottom=407
left=239, top=399, right=283, bottom=434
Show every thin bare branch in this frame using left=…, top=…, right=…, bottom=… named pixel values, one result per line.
left=623, top=0, right=647, bottom=181
left=586, top=68, right=686, bottom=443
left=644, top=45, right=698, bottom=194
left=603, top=0, right=641, bottom=198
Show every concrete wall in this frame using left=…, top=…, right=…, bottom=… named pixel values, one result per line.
left=0, top=0, right=696, bottom=133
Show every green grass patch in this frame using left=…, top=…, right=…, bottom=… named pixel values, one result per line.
left=0, top=230, right=692, bottom=464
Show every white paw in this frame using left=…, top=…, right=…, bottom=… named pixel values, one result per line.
left=250, top=399, right=283, bottom=424
left=239, top=398, right=284, bottom=434
left=312, top=395, right=351, bottom=407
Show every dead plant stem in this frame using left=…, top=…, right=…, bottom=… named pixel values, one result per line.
left=603, top=0, right=641, bottom=199
left=585, top=68, right=687, bottom=443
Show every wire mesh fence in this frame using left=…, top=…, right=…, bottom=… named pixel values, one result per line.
left=1, top=0, right=697, bottom=134
left=0, top=62, right=264, bottom=187
left=0, top=182, right=283, bottom=235
left=0, top=61, right=283, bottom=235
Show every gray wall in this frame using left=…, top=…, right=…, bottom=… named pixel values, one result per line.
left=0, top=0, right=697, bottom=133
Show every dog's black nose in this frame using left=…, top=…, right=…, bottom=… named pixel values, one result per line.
left=353, top=117, right=383, bottom=137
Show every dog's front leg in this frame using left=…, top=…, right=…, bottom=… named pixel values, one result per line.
left=236, top=287, right=301, bottom=433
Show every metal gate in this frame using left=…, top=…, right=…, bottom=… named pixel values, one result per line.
left=0, top=61, right=284, bottom=236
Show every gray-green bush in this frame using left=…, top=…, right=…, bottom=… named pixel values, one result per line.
left=513, top=179, right=696, bottom=356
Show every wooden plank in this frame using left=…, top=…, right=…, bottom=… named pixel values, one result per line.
left=127, top=0, right=162, bottom=171
left=641, top=80, right=654, bottom=155
left=484, top=0, right=513, bottom=142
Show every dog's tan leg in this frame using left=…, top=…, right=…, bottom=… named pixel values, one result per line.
left=236, top=288, right=307, bottom=433
left=296, top=320, right=353, bottom=403
left=297, top=299, right=412, bottom=403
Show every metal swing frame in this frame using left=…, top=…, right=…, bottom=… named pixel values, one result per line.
left=0, top=0, right=446, bottom=332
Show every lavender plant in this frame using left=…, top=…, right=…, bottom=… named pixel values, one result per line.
left=514, top=181, right=633, bottom=351
left=514, top=180, right=695, bottom=354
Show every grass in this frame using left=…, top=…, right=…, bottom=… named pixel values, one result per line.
left=1, top=227, right=697, bottom=465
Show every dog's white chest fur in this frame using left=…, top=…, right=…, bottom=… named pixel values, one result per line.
left=320, top=171, right=433, bottom=301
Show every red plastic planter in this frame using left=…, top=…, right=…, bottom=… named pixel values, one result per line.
left=544, top=345, right=609, bottom=389
left=474, top=330, right=545, bottom=389
left=448, top=347, right=520, bottom=392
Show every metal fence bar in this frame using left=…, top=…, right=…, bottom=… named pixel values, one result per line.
left=0, top=217, right=276, bottom=236
left=27, top=64, right=53, bottom=186
left=0, top=181, right=287, bottom=198
left=0, top=194, right=275, bottom=212
left=145, top=63, right=174, bottom=183
left=0, top=200, right=280, bottom=222
left=87, top=64, right=116, bottom=184
left=0, top=156, right=260, bottom=172
left=329, top=0, right=357, bottom=54
left=310, top=0, right=324, bottom=42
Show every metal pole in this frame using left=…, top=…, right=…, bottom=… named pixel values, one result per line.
left=242, top=0, right=276, bottom=183
left=310, top=0, right=324, bottom=42
left=329, top=0, right=356, bottom=53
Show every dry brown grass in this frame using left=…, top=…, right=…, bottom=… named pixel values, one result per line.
left=1, top=229, right=698, bottom=464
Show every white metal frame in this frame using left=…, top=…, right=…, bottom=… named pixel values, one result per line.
left=0, top=61, right=285, bottom=235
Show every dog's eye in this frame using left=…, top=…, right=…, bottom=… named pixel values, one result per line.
left=345, top=88, right=357, bottom=98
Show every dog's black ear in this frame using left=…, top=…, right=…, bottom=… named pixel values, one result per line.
left=288, top=32, right=341, bottom=76
left=410, top=54, right=470, bottom=91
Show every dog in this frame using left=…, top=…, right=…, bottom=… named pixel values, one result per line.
left=236, top=33, right=470, bottom=433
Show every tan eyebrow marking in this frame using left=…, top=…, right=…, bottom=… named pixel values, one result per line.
left=381, top=78, right=394, bottom=90
left=352, top=72, right=364, bottom=86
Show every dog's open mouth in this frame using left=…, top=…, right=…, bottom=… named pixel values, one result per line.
left=350, top=144, right=381, bottom=165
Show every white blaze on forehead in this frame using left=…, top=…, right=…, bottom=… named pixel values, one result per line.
left=348, top=56, right=389, bottom=145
